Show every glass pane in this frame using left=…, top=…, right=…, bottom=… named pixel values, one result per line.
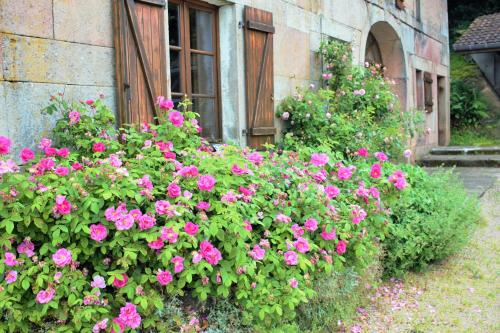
left=169, top=50, right=181, bottom=93
left=189, top=8, right=214, bottom=51
left=168, top=4, right=180, bottom=46
left=191, top=54, right=214, bottom=95
left=192, top=98, right=218, bottom=141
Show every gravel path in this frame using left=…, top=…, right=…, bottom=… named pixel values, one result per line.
left=349, top=171, right=500, bottom=333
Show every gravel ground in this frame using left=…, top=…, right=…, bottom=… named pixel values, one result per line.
left=348, top=175, right=500, bottom=333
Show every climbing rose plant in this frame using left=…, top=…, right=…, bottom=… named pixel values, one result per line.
left=0, top=97, right=406, bottom=332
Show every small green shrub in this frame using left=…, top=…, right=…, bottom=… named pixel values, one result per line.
left=450, top=80, right=488, bottom=128
left=382, top=165, right=480, bottom=277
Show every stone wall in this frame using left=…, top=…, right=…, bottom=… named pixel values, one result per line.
left=0, top=0, right=116, bottom=153
left=0, top=0, right=450, bottom=156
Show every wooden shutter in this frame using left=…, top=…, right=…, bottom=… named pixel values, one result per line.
left=244, top=6, right=276, bottom=149
left=114, top=0, right=167, bottom=125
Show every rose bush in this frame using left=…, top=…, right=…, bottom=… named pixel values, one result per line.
left=0, top=96, right=406, bottom=332
left=277, top=40, right=415, bottom=159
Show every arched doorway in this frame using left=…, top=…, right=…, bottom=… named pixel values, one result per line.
left=364, top=22, right=407, bottom=110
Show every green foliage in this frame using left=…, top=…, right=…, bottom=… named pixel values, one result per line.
left=450, top=126, right=500, bottom=146
left=277, top=40, right=412, bottom=159
left=382, top=165, right=480, bottom=277
left=450, top=80, right=488, bottom=128
left=450, top=53, right=479, bottom=81
left=0, top=97, right=404, bottom=331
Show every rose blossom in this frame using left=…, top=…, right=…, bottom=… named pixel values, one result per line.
left=148, top=237, right=164, bottom=250
left=289, top=278, right=298, bottom=288
left=90, top=223, right=108, bottom=242
left=171, top=256, right=185, bottom=273
left=304, top=218, right=318, bottom=232
left=113, top=274, right=128, bottom=288
left=53, top=195, right=72, bottom=215
left=200, top=240, right=222, bottom=265
left=4, top=252, right=18, bottom=266
left=370, top=163, right=382, bottom=179
left=138, top=214, right=156, bottom=230
left=57, top=147, right=70, bottom=158
left=321, top=227, right=336, bottom=240
left=197, top=175, right=216, bottom=192
left=20, top=148, right=35, bottom=162
left=284, top=251, right=298, bottom=266
left=92, top=318, right=109, bottom=333
left=157, top=269, right=173, bottom=286
left=0, top=136, right=12, bottom=155
left=115, top=214, right=134, bottom=231
left=294, top=237, right=310, bottom=253
left=324, top=185, right=340, bottom=199
left=356, top=148, right=369, bottom=157
left=249, top=244, right=266, bottom=260
left=54, top=166, right=70, bottom=176
left=168, top=111, right=184, bottom=127
left=118, top=303, right=141, bottom=329
left=167, top=183, right=181, bottom=198
left=196, top=201, right=210, bottom=211
left=291, top=223, right=304, bottom=238
left=247, top=152, right=263, bottom=165
left=374, top=151, right=388, bottom=162
left=310, top=153, right=329, bottom=167
left=5, top=270, right=17, bottom=284
left=337, top=166, right=353, bottom=180
left=91, top=275, right=106, bottom=289
left=52, top=248, right=72, bottom=267
left=184, top=222, right=199, bottom=236
left=92, top=142, right=106, bottom=153
left=68, top=110, right=81, bottom=125
left=336, top=240, right=347, bottom=255
left=351, top=205, right=367, bottom=224
left=160, top=227, right=178, bottom=244
left=35, top=287, right=55, bottom=304
left=17, top=239, right=35, bottom=257
left=157, top=96, right=174, bottom=110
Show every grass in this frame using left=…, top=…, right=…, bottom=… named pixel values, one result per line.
left=349, top=180, right=500, bottom=332
left=450, top=126, right=500, bottom=146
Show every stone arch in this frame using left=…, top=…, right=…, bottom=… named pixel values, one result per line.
left=365, top=21, right=407, bottom=110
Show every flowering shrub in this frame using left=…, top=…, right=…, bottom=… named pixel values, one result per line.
left=0, top=97, right=406, bottom=331
left=277, top=40, right=409, bottom=158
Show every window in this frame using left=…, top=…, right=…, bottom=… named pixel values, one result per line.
left=168, top=0, right=221, bottom=141
left=415, top=69, right=424, bottom=109
left=424, top=72, right=433, bottom=113
left=415, top=0, right=422, bottom=22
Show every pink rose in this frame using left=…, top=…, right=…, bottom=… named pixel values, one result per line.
left=155, top=200, right=175, bottom=217
left=54, top=166, right=70, bottom=176
left=44, top=147, right=57, bottom=157
left=198, top=175, right=216, bottom=192
left=336, top=240, right=347, bottom=255
left=249, top=244, right=266, bottom=260
left=231, top=164, right=249, bottom=175
left=113, top=274, right=129, bottom=288
left=90, top=223, right=108, bottom=242
left=92, top=142, right=106, bottom=153
left=110, top=318, right=126, bottom=333
left=294, top=237, right=310, bottom=253
left=157, top=269, right=173, bottom=286
left=157, top=96, right=174, bottom=110
left=91, top=275, right=106, bottom=289
left=247, top=152, right=263, bottom=165
left=57, top=148, right=70, bottom=158
left=35, top=287, right=55, bottom=304
left=68, top=111, right=81, bottom=125
left=17, top=239, right=35, bottom=257
left=324, top=185, right=340, bottom=199
left=4, top=252, right=18, bottom=266
left=184, top=222, right=199, bottom=236
left=85, top=99, right=94, bottom=106
left=0, top=136, right=12, bottom=155
left=370, top=163, right=382, bottom=179
left=20, top=148, right=35, bottom=162
left=289, top=278, right=298, bottom=288
left=148, top=237, right=164, bottom=250
left=310, top=153, right=329, bottom=167
left=115, top=214, right=134, bottom=231
left=5, top=270, right=17, bottom=284
left=321, top=227, right=336, bottom=240
left=38, top=137, right=52, bottom=150
left=71, top=162, right=83, bottom=171
left=304, top=218, right=318, bottom=232
left=374, top=151, right=388, bottom=162
left=356, top=148, right=369, bottom=157
left=118, top=303, right=141, bottom=329
left=284, top=251, right=298, bottom=266
left=200, top=240, right=222, bottom=265
left=167, top=183, right=181, bottom=198
left=168, top=111, right=184, bottom=127
left=160, top=227, right=178, bottom=244
left=171, top=256, right=185, bottom=273
left=138, top=214, right=156, bottom=230
left=337, top=167, right=353, bottom=180
left=196, top=201, right=210, bottom=211
left=52, top=248, right=72, bottom=267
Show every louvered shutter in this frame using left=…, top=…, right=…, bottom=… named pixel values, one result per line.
left=244, top=6, right=276, bottom=149
left=114, top=0, right=167, bottom=125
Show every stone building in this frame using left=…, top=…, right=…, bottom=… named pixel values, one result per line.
left=0, top=0, right=450, bottom=156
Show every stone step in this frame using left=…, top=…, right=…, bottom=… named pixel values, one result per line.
left=420, top=154, right=500, bottom=167
left=430, top=146, right=500, bottom=155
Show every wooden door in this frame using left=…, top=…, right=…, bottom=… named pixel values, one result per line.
left=114, top=0, right=167, bottom=125
left=244, top=6, right=276, bottom=149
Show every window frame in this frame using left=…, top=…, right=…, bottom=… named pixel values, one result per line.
left=168, top=0, right=222, bottom=142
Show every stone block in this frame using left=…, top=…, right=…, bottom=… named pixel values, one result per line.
left=53, top=0, right=114, bottom=47
left=274, top=25, right=310, bottom=80
left=0, top=0, right=53, bottom=38
left=1, top=81, right=116, bottom=153
left=1, top=34, right=115, bottom=86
